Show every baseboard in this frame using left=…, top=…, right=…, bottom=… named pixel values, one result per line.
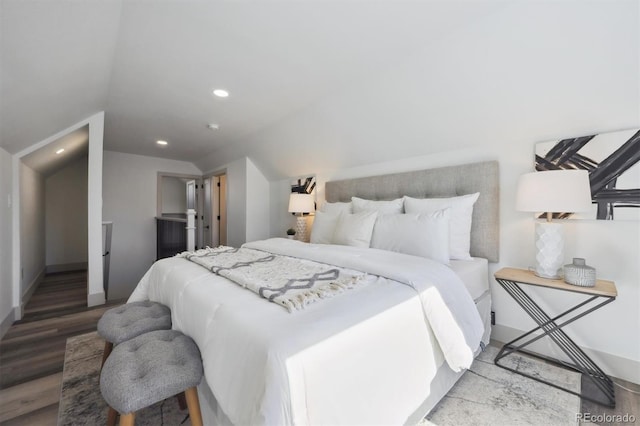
left=87, top=291, right=105, bottom=307
left=46, top=262, right=88, bottom=274
left=0, top=308, right=14, bottom=340
left=492, top=324, right=640, bottom=385
left=20, top=267, right=45, bottom=313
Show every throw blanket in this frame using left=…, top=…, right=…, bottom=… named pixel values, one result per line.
left=178, top=246, right=367, bottom=311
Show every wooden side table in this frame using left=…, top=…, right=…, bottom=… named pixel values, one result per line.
left=494, top=267, right=617, bottom=407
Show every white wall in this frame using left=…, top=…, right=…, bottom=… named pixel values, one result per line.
left=19, top=162, right=46, bottom=296
left=102, top=150, right=201, bottom=300
left=45, top=155, right=88, bottom=268
left=205, top=156, right=271, bottom=247
left=245, top=158, right=271, bottom=243
left=223, top=157, right=247, bottom=248
left=161, top=176, right=187, bottom=215
left=0, top=147, right=14, bottom=336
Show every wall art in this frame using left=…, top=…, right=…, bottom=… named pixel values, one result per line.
left=535, top=128, right=639, bottom=220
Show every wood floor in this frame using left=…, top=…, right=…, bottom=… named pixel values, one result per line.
left=0, top=270, right=122, bottom=425
left=0, top=273, right=638, bottom=425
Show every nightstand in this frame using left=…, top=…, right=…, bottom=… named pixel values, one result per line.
left=493, top=267, right=617, bottom=408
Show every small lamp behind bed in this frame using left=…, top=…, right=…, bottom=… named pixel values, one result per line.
left=288, top=193, right=315, bottom=242
left=516, top=169, right=592, bottom=279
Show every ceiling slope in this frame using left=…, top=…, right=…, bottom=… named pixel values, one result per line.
left=0, top=0, right=122, bottom=154
left=0, top=0, right=507, bottom=164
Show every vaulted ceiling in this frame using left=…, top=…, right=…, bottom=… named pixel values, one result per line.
left=1, top=0, right=510, bottom=177
left=2, top=1, right=636, bottom=180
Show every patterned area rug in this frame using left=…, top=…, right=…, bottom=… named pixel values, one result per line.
left=58, top=331, right=191, bottom=426
left=423, top=345, right=581, bottom=425
left=59, top=333, right=580, bottom=426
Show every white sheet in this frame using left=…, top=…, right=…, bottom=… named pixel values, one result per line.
left=448, top=257, right=489, bottom=301
left=129, top=238, right=483, bottom=425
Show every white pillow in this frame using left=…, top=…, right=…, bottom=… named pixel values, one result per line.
left=310, top=211, right=340, bottom=244
left=352, top=196, right=403, bottom=214
left=332, top=211, right=378, bottom=248
left=320, top=201, right=352, bottom=215
left=370, top=211, right=450, bottom=264
left=403, top=193, right=480, bottom=260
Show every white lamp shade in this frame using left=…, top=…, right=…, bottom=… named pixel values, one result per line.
left=516, top=170, right=592, bottom=213
left=288, top=193, right=315, bottom=214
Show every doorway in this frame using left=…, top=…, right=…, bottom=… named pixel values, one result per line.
left=156, top=173, right=202, bottom=257
left=202, top=172, right=227, bottom=247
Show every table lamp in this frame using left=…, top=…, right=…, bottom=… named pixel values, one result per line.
left=288, top=193, right=315, bottom=242
left=516, top=169, right=592, bottom=279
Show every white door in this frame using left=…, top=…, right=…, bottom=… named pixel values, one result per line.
left=186, top=180, right=196, bottom=210
left=185, top=179, right=198, bottom=248
left=202, top=178, right=213, bottom=247
left=219, top=174, right=227, bottom=246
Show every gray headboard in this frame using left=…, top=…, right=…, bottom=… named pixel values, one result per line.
left=325, top=161, right=500, bottom=262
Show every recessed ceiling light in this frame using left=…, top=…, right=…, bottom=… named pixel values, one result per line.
left=157, top=140, right=168, bottom=146
left=207, top=123, right=220, bottom=130
left=55, top=148, right=65, bottom=155
left=213, top=89, right=229, bottom=98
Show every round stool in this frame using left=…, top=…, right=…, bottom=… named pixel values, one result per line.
left=97, top=301, right=172, bottom=366
left=100, top=329, right=204, bottom=426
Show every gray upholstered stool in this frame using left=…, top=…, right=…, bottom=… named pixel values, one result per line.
left=100, top=329, right=204, bottom=426
left=97, top=301, right=172, bottom=366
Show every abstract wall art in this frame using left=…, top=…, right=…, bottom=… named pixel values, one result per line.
left=535, top=128, right=640, bottom=220
left=291, top=176, right=316, bottom=195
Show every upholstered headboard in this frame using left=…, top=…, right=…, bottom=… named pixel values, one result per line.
left=325, top=161, right=500, bottom=262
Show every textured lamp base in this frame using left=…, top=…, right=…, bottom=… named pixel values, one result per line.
left=534, top=221, right=564, bottom=279
left=295, top=215, right=308, bottom=242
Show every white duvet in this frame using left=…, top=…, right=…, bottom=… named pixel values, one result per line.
left=129, top=238, right=483, bottom=425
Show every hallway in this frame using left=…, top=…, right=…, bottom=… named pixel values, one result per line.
left=0, top=270, right=122, bottom=424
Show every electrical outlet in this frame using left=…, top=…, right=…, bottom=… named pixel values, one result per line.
left=491, top=311, right=495, bottom=325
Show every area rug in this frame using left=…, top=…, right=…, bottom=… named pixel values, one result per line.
left=422, top=345, right=581, bottom=425
left=59, top=332, right=580, bottom=426
left=58, top=331, right=192, bottom=426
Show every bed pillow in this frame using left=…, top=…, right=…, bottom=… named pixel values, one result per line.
left=370, top=210, right=450, bottom=264
left=332, top=211, right=378, bottom=248
left=320, top=201, right=352, bottom=215
left=310, top=211, right=340, bottom=244
left=403, top=193, right=480, bottom=260
left=351, top=197, right=404, bottom=214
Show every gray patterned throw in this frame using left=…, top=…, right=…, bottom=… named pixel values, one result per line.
left=178, top=246, right=367, bottom=311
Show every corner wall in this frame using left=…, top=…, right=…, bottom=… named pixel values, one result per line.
left=19, top=162, right=45, bottom=299
left=245, top=158, right=270, bottom=243
left=102, top=150, right=201, bottom=300
left=45, top=155, right=88, bottom=270
left=0, top=147, right=14, bottom=337
left=206, top=157, right=271, bottom=247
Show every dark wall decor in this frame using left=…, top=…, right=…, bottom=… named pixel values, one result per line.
left=535, top=128, right=640, bottom=220
left=291, top=176, right=316, bottom=194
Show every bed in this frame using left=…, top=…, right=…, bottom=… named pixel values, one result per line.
left=128, top=160, right=499, bottom=425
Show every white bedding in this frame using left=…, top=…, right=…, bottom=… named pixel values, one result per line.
left=449, top=257, right=489, bottom=301
left=129, top=238, right=484, bottom=425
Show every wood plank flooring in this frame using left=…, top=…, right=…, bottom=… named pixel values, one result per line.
left=0, top=272, right=637, bottom=425
left=0, top=270, right=123, bottom=424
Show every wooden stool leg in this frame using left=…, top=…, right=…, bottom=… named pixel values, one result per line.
left=177, top=392, right=187, bottom=410
left=106, top=407, right=118, bottom=426
left=101, top=341, right=113, bottom=367
left=119, top=412, right=135, bottom=426
left=184, top=387, right=203, bottom=426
